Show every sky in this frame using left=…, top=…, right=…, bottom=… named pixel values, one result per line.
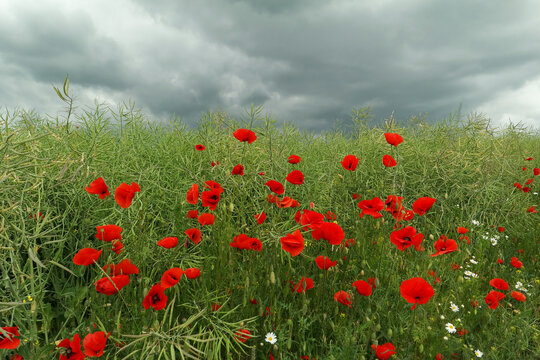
left=1, top=0, right=539, bottom=131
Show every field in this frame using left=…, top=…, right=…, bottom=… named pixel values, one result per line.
left=0, top=102, right=538, bottom=360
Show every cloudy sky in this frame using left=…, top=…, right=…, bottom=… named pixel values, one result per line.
left=1, top=0, right=539, bottom=131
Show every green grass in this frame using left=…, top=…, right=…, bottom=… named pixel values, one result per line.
left=0, top=102, right=538, bottom=360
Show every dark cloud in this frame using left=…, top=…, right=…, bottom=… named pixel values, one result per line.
left=1, top=0, right=539, bottom=130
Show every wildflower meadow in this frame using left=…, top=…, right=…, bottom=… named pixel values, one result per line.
left=0, top=85, right=539, bottom=359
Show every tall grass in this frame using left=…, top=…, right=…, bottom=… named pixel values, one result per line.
left=0, top=100, right=538, bottom=360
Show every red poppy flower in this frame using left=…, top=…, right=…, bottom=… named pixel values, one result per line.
left=161, top=268, right=184, bottom=289
left=430, top=235, right=458, bottom=257
left=211, top=161, right=220, bottom=167
left=286, top=170, right=304, bottom=185
left=115, top=182, right=140, bottom=208
left=186, top=184, right=199, bottom=205
left=95, top=225, right=122, bottom=242
left=11, top=354, right=23, bottom=360
left=234, top=329, right=251, bottom=342
left=95, top=275, right=130, bottom=295
left=0, top=327, right=20, bottom=350
left=231, top=164, right=244, bottom=176
left=254, top=212, right=266, bottom=225
left=352, top=280, right=372, bottom=296
left=83, top=331, right=110, bottom=357
left=435, top=354, right=443, bottom=360
left=390, top=226, right=424, bottom=251
left=534, top=167, right=539, bottom=176
left=111, top=240, right=124, bottom=255
left=103, top=259, right=139, bottom=276
left=265, top=180, right=284, bottom=195
left=58, top=333, right=84, bottom=360
left=341, top=154, right=359, bottom=171
left=333, top=291, right=352, bottom=308
left=311, top=222, right=344, bottom=245
left=526, top=206, right=537, bottom=213
left=457, top=227, right=469, bottom=234
left=249, top=298, right=257, bottom=305
left=184, top=268, right=201, bottom=279
left=324, top=211, right=336, bottom=221
left=185, top=228, right=202, bottom=245
left=212, top=303, right=222, bottom=311
left=412, top=197, right=436, bottom=215
left=229, top=233, right=262, bottom=251
left=428, top=270, right=440, bottom=284
left=525, top=157, right=534, bottom=161
left=280, top=229, right=304, bottom=257
left=315, top=255, right=337, bottom=270
left=384, top=133, right=403, bottom=146
left=511, top=291, right=526, bottom=302
left=157, top=236, right=178, bottom=249
left=187, top=209, right=199, bottom=219
left=525, top=178, right=534, bottom=185
left=143, top=283, right=168, bottom=310
left=198, top=213, right=215, bottom=226
left=514, top=182, right=523, bottom=190
left=288, top=155, right=301, bottom=164
left=358, top=197, right=385, bottom=218
left=400, top=277, right=434, bottom=309
left=371, top=342, right=396, bottom=360
left=489, top=278, right=509, bottom=291
left=343, top=238, right=356, bottom=248
left=299, top=209, right=325, bottom=230
left=85, top=177, right=109, bottom=199
left=510, top=256, right=523, bottom=268
left=382, top=154, right=397, bottom=167
left=278, top=196, right=300, bottom=208
left=201, top=188, right=221, bottom=210
left=484, top=290, right=505, bottom=309
left=73, top=248, right=103, bottom=266
left=233, top=129, right=257, bottom=143
left=368, top=277, right=377, bottom=289
left=195, top=144, right=205, bottom=151
left=293, top=276, right=314, bottom=293
left=497, top=258, right=503, bottom=265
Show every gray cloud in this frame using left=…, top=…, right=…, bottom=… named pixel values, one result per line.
left=1, top=0, right=539, bottom=131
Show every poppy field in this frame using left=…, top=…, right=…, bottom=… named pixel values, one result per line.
left=0, top=104, right=538, bottom=359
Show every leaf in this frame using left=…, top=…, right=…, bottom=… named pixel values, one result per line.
left=47, top=260, right=78, bottom=277
left=54, top=86, right=66, bottom=101
left=28, top=247, right=46, bottom=268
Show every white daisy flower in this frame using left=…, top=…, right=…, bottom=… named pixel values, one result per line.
left=491, top=238, right=498, bottom=246
left=265, top=332, right=277, bottom=344
left=472, top=220, right=480, bottom=225
left=475, top=349, right=483, bottom=357
left=450, top=302, right=459, bottom=312
left=470, top=258, right=478, bottom=264
left=445, top=323, right=457, bottom=333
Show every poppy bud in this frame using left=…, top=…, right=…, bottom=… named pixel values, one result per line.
left=360, top=270, right=364, bottom=276
left=419, top=344, right=424, bottom=353
left=270, top=271, right=275, bottom=284
left=429, top=234, right=434, bottom=240
left=229, top=203, right=234, bottom=212
left=361, top=260, right=368, bottom=267
left=387, top=329, right=393, bottom=338
left=287, top=338, right=292, bottom=349
left=287, top=319, right=293, bottom=326
left=458, top=276, right=464, bottom=283
left=338, top=174, right=343, bottom=180
left=375, top=324, right=381, bottom=331
left=245, top=276, right=249, bottom=289
left=445, top=192, right=448, bottom=199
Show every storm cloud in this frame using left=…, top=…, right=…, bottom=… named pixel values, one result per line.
left=1, top=0, right=539, bottom=131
